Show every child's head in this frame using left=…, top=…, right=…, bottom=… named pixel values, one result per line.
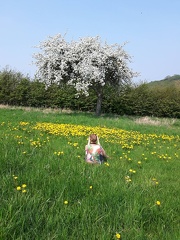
left=90, top=134, right=97, bottom=144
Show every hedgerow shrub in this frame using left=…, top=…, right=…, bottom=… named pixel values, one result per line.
left=0, top=67, right=180, bottom=118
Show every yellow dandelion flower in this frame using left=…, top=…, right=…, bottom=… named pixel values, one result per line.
left=138, top=161, right=141, bottom=164
left=14, top=176, right=18, bottom=180
left=89, top=185, right=93, bottom=189
left=22, top=189, right=27, bottom=193
left=22, top=184, right=27, bottom=188
left=116, top=233, right=121, bottom=239
left=156, top=201, right=161, bottom=206
left=125, top=176, right=132, bottom=182
left=16, top=186, right=21, bottom=191
left=64, top=200, right=68, bottom=205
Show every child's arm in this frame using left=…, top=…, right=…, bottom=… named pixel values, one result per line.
left=101, top=148, right=109, bottom=158
left=85, top=145, right=88, bottom=160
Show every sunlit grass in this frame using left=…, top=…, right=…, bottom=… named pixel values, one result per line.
left=0, top=108, right=180, bottom=240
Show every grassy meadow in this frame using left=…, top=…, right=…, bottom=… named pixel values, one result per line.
left=0, top=107, right=180, bottom=240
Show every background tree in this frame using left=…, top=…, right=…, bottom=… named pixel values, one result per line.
left=0, top=67, right=29, bottom=105
left=33, top=34, right=138, bottom=115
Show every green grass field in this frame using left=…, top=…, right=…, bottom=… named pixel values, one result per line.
left=0, top=107, right=180, bottom=240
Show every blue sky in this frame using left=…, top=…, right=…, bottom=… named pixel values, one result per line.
left=0, top=0, right=179, bottom=83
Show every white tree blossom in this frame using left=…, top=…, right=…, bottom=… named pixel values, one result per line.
left=33, top=34, right=138, bottom=115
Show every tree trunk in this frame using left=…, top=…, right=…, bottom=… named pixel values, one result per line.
left=96, top=92, right=102, bottom=116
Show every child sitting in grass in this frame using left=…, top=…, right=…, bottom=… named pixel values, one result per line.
left=85, top=134, right=108, bottom=164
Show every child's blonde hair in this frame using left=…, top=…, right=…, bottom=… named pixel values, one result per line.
left=88, top=134, right=100, bottom=145
left=90, top=134, right=97, bottom=144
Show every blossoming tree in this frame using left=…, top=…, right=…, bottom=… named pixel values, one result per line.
left=33, top=34, right=138, bottom=115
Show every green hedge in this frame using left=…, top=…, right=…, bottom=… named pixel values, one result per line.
left=0, top=68, right=179, bottom=118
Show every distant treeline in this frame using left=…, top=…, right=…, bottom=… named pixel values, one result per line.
left=0, top=68, right=180, bottom=118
